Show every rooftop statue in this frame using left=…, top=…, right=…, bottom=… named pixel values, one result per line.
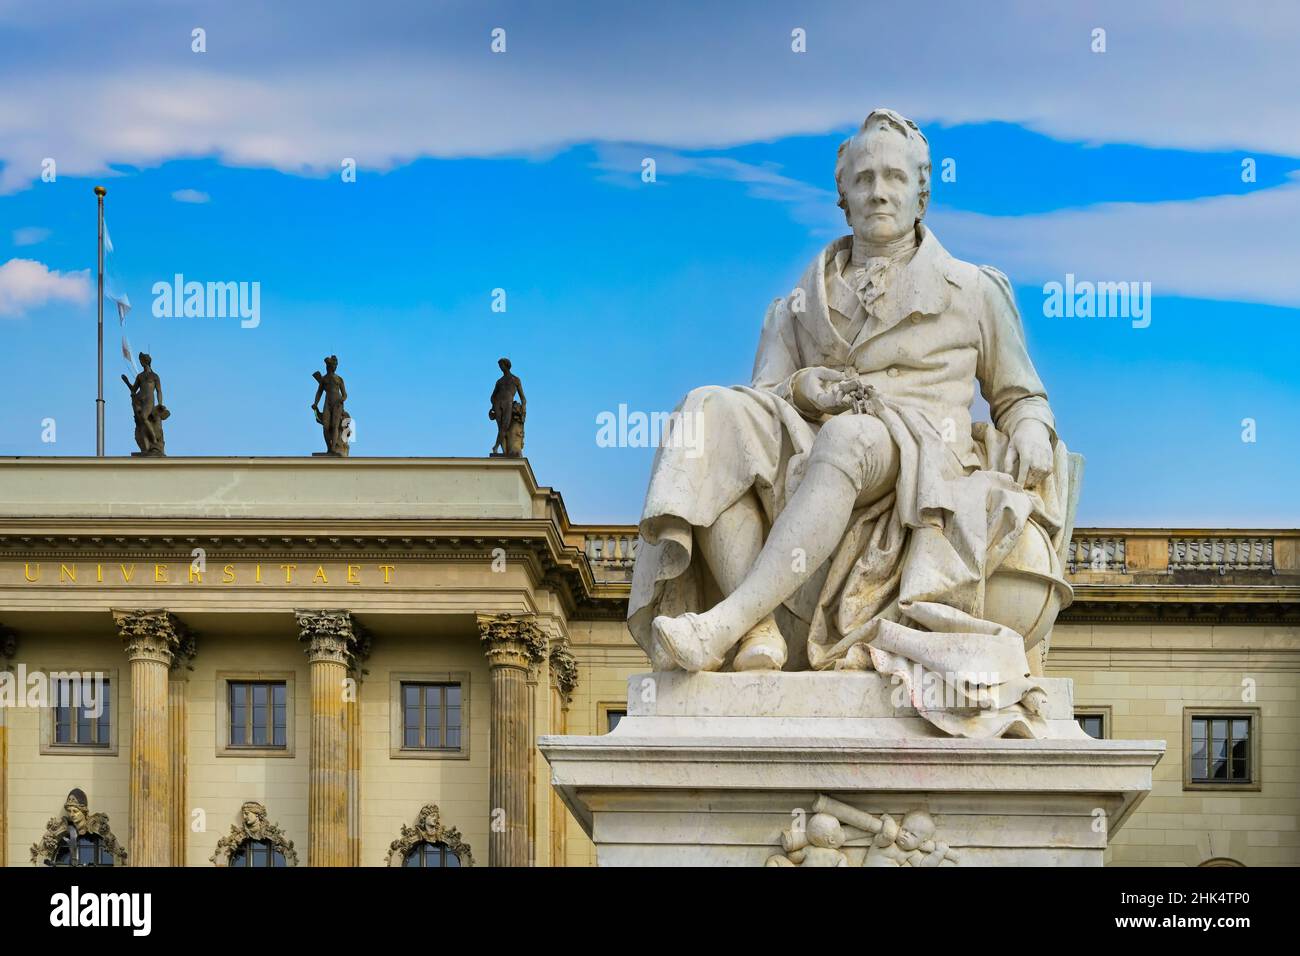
left=489, top=357, right=526, bottom=457
left=121, top=352, right=168, bottom=456
left=311, top=355, right=351, bottom=456
left=628, top=109, right=1075, bottom=738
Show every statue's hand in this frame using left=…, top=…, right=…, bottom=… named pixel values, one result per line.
left=1006, top=420, right=1053, bottom=489
left=795, top=367, right=853, bottom=415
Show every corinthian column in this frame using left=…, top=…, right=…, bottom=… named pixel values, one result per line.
left=113, top=609, right=190, bottom=867
left=477, top=613, right=546, bottom=867
left=295, top=610, right=366, bottom=867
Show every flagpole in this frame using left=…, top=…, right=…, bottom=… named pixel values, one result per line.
left=95, top=185, right=106, bottom=456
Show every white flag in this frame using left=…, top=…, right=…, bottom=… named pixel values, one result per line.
left=102, top=217, right=135, bottom=371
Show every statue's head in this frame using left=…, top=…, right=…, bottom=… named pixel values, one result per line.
left=834, top=108, right=930, bottom=244
left=138, top=352, right=152, bottom=369
left=240, top=801, right=265, bottom=829
left=806, top=812, right=845, bottom=849
left=897, top=810, right=936, bottom=851
left=417, top=804, right=441, bottom=833
left=325, top=355, right=338, bottom=372
left=64, top=788, right=89, bottom=828
left=498, top=357, right=511, bottom=372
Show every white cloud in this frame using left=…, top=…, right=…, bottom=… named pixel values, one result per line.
left=171, top=188, right=210, bottom=203
left=929, top=174, right=1300, bottom=309
left=12, top=226, right=50, bottom=246
left=592, top=144, right=837, bottom=228
left=0, top=258, right=91, bottom=317
left=0, top=2, right=1297, bottom=195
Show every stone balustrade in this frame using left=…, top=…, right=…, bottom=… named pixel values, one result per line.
left=577, top=526, right=1297, bottom=583
left=577, top=528, right=640, bottom=582
left=1169, top=536, right=1274, bottom=573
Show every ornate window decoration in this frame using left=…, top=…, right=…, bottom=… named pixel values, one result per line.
left=210, top=801, right=299, bottom=867
left=30, top=788, right=127, bottom=867
left=386, top=804, right=475, bottom=867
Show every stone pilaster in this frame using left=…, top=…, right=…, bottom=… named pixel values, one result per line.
left=113, top=609, right=189, bottom=867
left=347, top=679, right=362, bottom=867
left=0, top=626, right=12, bottom=869
left=168, top=635, right=196, bottom=867
left=547, top=641, right=577, bottom=866
left=295, top=609, right=367, bottom=867
left=477, top=613, right=546, bottom=867
left=526, top=661, right=539, bottom=867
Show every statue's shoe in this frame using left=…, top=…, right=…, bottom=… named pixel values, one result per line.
left=733, top=616, right=787, bottom=671
left=650, top=613, right=727, bottom=672
left=647, top=632, right=682, bottom=672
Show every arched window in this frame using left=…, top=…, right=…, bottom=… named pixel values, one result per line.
left=228, top=838, right=289, bottom=867
left=52, top=833, right=117, bottom=867
left=210, top=802, right=299, bottom=867
left=30, top=789, right=127, bottom=867
left=386, top=804, right=475, bottom=867
left=403, top=841, right=462, bottom=868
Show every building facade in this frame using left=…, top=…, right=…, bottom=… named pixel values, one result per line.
left=0, top=457, right=1296, bottom=866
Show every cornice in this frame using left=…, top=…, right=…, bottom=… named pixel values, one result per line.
left=0, top=518, right=599, bottom=617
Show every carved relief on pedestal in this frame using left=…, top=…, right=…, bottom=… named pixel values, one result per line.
left=210, top=801, right=299, bottom=867
left=31, top=788, right=127, bottom=866
left=385, top=804, right=475, bottom=867
left=766, top=794, right=960, bottom=868
left=476, top=612, right=547, bottom=670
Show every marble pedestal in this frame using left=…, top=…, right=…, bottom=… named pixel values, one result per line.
left=540, top=671, right=1165, bottom=867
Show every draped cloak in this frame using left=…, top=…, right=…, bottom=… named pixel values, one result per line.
left=627, top=227, right=1072, bottom=738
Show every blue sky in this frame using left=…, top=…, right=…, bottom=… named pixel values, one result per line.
left=1, top=1, right=1298, bottom=526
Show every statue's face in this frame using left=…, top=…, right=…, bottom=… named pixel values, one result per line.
left=897, top=812, right=934, bottom=851
left=807, top=813, right=844, bottom=849
left=66, top=804, right=86, bottom=828
left=243, top=808, right=259, bottom=827
left=840, top=127, right=924, bottom=244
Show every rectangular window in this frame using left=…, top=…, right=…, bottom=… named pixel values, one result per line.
left=229, top=681, right=288, bottom=749
left=1075, top=712, right=1105, bottom=740
left=400, top=682, right=461, bottom=751
left=1190, top=714, right=1252, bottom=783
left=52, top=677, right=111, bottom=748
left=606, top=709, right=626, bottom=733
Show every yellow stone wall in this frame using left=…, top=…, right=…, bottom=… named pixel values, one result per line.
left=5, top=617, right=1296, bottom=867
left=355, top=627, right=492, bottom=867
left=182, top=630, right=310, bottom=867
left=1050, top=622, right=1300, bottom=867
left=4, top=631, right=131, bottom=867
left=5, top=623, right=512, bottom=867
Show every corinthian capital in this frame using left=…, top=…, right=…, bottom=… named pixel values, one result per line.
left=112, top=609, right=190, bottom=666
left=294, top=609, right=368, bottom=667
left=476, top=613, right=547, bottom=670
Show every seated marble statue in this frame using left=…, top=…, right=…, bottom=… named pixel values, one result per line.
left=628, top=108, right=1073, bottom=738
